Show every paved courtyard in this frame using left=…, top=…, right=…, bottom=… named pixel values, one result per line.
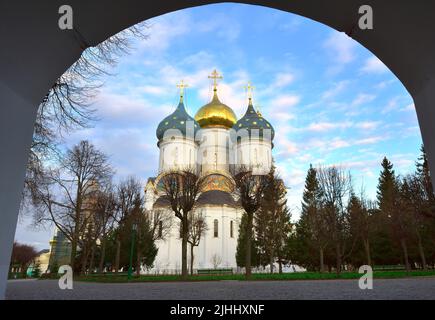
left=5, top=277, right=435, bottom=300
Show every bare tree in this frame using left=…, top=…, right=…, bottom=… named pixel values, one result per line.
left=187, top=212, right=207, bottom=275
left=317, top=166, right=352, bottom=275
left=233, top=167, right=269, bottom=279
left=211, top=254, right=222, bottom=269
left=10, top=242, right=38, bottom=275
left=112, top=177, right=142, bottom=273
left=93, top=187, right=117, bottom=273
left=30, top=140, right=113, bottom=273
left=160, top=169, right=206, bottom=279
left=23, top=24, right=147, bottom=209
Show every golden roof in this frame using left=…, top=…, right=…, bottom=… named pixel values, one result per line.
left=194, top=89, right=237, bottom=129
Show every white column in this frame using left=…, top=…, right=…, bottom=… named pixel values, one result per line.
left=0, top=82, right=38, bottom=299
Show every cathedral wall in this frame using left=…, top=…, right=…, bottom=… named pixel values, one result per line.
left=236, top=139, right=272, bottom=175
left=198, top=128, right=232, bottom=174
left=151, top=205, right=242, bottom=273
left=158, top=137, right=197, bottom=173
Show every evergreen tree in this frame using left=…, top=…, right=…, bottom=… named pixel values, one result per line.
left=297, top=165, right=328, bottom=272
left=31, top=262, right=41, bottom=278
left=416, top=145, right=435, bottom=206
left=255, top=164, right=292, bottom=273
left=372, top=157, right=401, bottom=265
left=236, top=213, right=259, bottom=268
left=347, top=192, right=372, bottom=266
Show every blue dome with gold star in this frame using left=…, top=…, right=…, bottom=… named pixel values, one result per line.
left=233, top=98, right=275, bottom=141
left=156, top=96, right=199, bottom=142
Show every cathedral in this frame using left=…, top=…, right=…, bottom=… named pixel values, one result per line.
left=144, top=70, right=275, bottom=272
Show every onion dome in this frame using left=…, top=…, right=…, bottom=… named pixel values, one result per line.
left=156, top=94, right=199, bottom=141
left=194, top=69, right=237, bottom=129
left=233, top=98, right=275, bottom=140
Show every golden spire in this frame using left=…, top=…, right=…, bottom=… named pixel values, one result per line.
left=244, top=81, right=255, bottom=104
left=208, top=69, right=223, bottom=93
left=176, top=80, right=188, bottom=103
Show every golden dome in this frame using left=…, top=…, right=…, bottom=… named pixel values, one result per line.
left=194, top=89, right=237, bottom=128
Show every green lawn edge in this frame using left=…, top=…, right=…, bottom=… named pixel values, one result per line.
left=71, top=270, right=435, bottom=283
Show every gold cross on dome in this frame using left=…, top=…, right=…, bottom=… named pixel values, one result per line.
left=244, top=81, right=255, bottom=101
left=176, top=80, right=188, bottom=101
left=208, top=69, right=223, bottom=90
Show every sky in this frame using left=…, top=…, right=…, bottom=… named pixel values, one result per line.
left=15, top=3, right=421, bottom=250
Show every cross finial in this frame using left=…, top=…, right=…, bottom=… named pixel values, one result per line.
left=176, top=80, right=189, bottom=102
left=208, top=69, right=223, bottom=92
left=244, top=81, right=255, bottom=104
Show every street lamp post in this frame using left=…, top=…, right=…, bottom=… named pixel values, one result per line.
left=127, top=223, right=137, bottom=280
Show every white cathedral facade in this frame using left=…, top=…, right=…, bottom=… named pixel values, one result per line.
left=144, top=70, right=275, bottom=273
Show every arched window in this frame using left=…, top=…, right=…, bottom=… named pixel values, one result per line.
left=230, top=220, right=234, bottom=238
left=214, top=219, right=218, bottom=238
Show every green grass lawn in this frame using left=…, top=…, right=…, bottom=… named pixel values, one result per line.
left=74, top=270, right=435, bottom=283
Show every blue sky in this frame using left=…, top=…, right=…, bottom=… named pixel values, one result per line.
left=16, top=3, right=421, bottom=250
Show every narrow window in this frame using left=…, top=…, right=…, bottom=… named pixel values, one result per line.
left=158, top=221, right=163, bottom=238
left=230, top=221, right=234, bottom=238
left=214, top=219, right=218, bottom=238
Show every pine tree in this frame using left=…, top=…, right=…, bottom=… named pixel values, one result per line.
left=373, top=157, right=403, bottom=266
left=236, top=213, right=259, bottom=268
left=297, top=165, right=328, bottom=272
left=255, top=164, right=292, bottom=273
left=416, top=145, right=435, bottom=212
left=31, top=262, right=41, bottom=278
left=347, top=192, right=372, bottom=266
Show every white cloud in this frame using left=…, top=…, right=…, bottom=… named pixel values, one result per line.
left=323, top=32, right=357, bottom=74
left=137, top=12, right=191, bottom=53
left=141, top=85, right=166, bottom=95
left=306, top=121, right=353, bottom=132
left=355, top=121, right=381, bottom=130
left=382, top=97, right=399, bottom=114
left=270, top=94, right=300, bottom=108
left=273, top=73, right=295, bottom=88
left=324, top=32, right=356, bottom=64
left=351, top=93, right=376, bottom=107
left=322, top=80, right=349, bottom=99
left=401, top=103, right=415, bottom=112
left=361, top=56, right=389, bottom=74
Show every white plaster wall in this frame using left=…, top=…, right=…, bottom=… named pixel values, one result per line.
left=198, top=128, right=232, bottom=174
left=158, top=137, right=197, bottom=173
left=152, top=205, right=242, bottom=272
left=236, top=139, right=272, bottom=175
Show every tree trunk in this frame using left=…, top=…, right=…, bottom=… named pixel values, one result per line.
left=190, top=244, right=194, bottom=276
left=400, top=238, right=411, bottom=272
left=70, top=237, right=78, bottom=273
left=80, top=244, right=88, bottom=275
left=181, top=216, right=188, bottom=279
left=416, top=231, right=427, bottom=270
left=335, top=243, right=342, bottom=275
left=89, top=242, right=96, bottom=273
left=278, top=261, right=283, bottom=274
left=269, top=249, right=274, bottom=274
left=114, top=238, right=121, bottom=273
left=98, top=236, right=106, bottom=273
left=319, top=247, right=324, bottom=273
left=245, top=213, right=253, bottom=279
left=363, top=239, right=372, bottom=266
left=136, top=243, right=141, bottom=277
